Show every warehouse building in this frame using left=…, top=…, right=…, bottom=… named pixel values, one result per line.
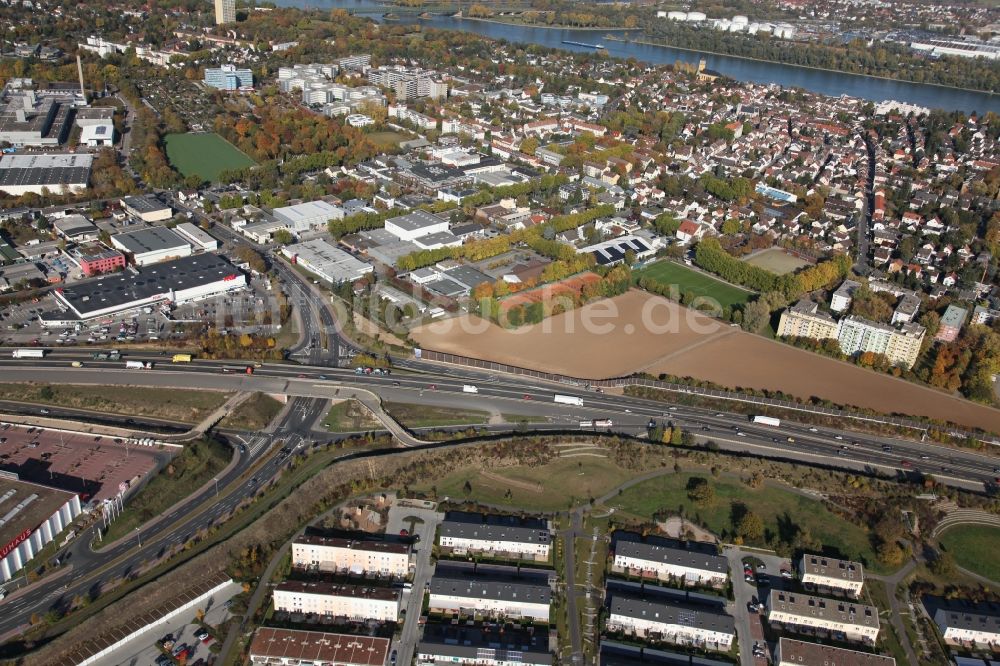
left=416, top=623, right=552, bottom=666
left=438, top=512, right=551, bottom=560
left=766, top=591, right=879, bottom=643
left=273, top=580, right=400, bottom=622
left=775, top=638, right=895, bottom=666
left=52, top=214, right=99, bottom=242
left=248, top=628, right=389, bottom=666
left=110, top=227, right=191, bottom=266
left=281, top=239, right=373, bottom=285
left=0, top=477, right=83, bottom=583
left=611, top=533, right=728, bottom=586
left=292, top=534, right=412, bottom=576
left=606, top=594, right=735, bottom=651
left=0, top=153, right=92, bottom=196
left=174, top=222, right=220, bottom=252
left=578, top=235, right=656, bottom=266
left=49, top=253, right=246, bottom=322
left=121, top=195, right=172, bottom=222
left=429, top=565, right=551, bottom=622
left=799, top=553, right=864, bottom=597
left=272, top=200, right=344, bottom=235
left=384, top=209, right=449, bottom=242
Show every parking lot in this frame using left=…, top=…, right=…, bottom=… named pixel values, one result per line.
left=724, top=547, right=792, bottom=665
left=0, top=423, right=161, bottom=501
left=85, top=580, right=242, bottom=666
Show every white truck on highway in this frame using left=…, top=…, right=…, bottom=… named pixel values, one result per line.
left=125, top=360, right=153, bottom=370
left=554, top=394, right=584, bottom=407
left=11, top=349, right=45, bottom=358
left=462, top=385, right=479, bottom=394
left=752, top=415, right=781, bottom=427
left=580, top=419, right=614, bottom=428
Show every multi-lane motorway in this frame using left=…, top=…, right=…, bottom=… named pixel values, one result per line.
left=0, top=347, right=997, bottom=645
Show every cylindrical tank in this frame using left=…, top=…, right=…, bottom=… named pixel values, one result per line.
left=686, top=11, right=706, bottom=21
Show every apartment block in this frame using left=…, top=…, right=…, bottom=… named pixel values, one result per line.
left=368, top=66, right=447, bottom=101
left=799, top=553, right=864, bottom=597
left=777, top=300, right=839, bottom=340
left=775, top=638, right=895, bottom=666
left=273, top=580, right=400, bottom=622
left=837, top=315, right=925, bottom=369
left=830, top=279, right=860, bottom=312
left=248, top=628, right=389, bottom=666
left=934, top=605, right=1000, bottom=647
left=428, top=569, right=550, bottom=622
left=935, top=304, right=969, bottom=343
left=438, top=513, right=551, bottom=560
left=611, top=534, right=727, bottom=586
left=766, top=591, right=879, bottom=643
left=416, top=624, right=552, bottom=666
left=214, top=0, right=235, bottom=24
left=291, top=534, right=412, bottom=576
left=606, top=594, right=735, bottom=651
left=204, top=64, right=253, bottom=90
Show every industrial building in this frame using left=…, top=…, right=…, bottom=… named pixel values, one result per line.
left=384, top=209, right=450, bottom=242
left=0, top=477, right=83, bottom=583
left=766, top=591, right=879, bottom=643
left=438, top=512, right=551, bottom=560
left=248, top=628, right=389, bottom=666
left=0, top=87, right=75, bottom=148
left=110, top=227, right=191, bottom=266
left=611, top=534, right=728, bottom=586
left=606, top=594, right=736, bottom=651
left=272, top=580, right=400, bottom=622
left=428, top=564, right=551, bottom=622
left=174, top=222, right=220, bottom=252
left=49, top=253, right=246, bottom=322
left=121, top=195, right=172, bottom=222
left=0, top=153, right=92, bottom=196
left=578, top=235, right=656, bottom=266
left=292, top=534, right=412, bottom=576
left=281, top=239, right=373, bottom=285
left=79, top=123, right=114, bottom=147
left=68, top=243, right=126, bottom=277
left=775, top=638, right=895, bottom=666
left=799, top=553, right=864, bottom=597
left=416, top=623, right=553, bottom=666
left=204, top=64, right=253, bottom=90
left=272, top=200, right=344, bottom=235
left=52, top=214, right=99, bottom=242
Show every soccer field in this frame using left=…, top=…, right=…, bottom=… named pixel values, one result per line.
left=742, top=247, right=810, bottom=275
left=164, top=133, right=256, bottom=181
left=637, top=260, right=752, bottom=309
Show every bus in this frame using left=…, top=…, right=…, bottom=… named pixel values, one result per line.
left=172, top=354, right=193, bottom=363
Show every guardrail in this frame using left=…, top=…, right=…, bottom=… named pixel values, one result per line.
left=415, top=349, right=997, bottom=444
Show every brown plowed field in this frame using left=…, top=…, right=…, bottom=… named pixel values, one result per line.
left=411, top=290, right=1000, bottom=431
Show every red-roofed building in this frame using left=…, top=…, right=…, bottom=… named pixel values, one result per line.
left=249, top=628, right=390, bottom=666
left=676, top=219, right=701, bottom=244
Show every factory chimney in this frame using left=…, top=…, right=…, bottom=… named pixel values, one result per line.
left=76, top=54, right=87, bottom=103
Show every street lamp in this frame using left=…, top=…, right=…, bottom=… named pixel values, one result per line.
left=214, top=477, right=219, bottom=496
left=135, top=527, right=141, bottom=548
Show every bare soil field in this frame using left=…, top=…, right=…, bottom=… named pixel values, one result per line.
left=412, top=290, right=1000, bottom=431
left=649, top=332, right=1000, bottom=432
left=741, top=247, right=810, bottom=275
left=411, top=290, right=729, bottom=379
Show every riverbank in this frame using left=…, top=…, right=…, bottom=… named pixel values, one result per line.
left=456, top=15, right=642, bottom=31
left=606, top=35, right=999, bottom=96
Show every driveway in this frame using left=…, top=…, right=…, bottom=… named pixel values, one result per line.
left=724, top=547, right=791, bottom=665
left=387, top=499, right=443, bottom=666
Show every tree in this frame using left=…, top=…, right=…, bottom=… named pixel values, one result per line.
left=928, top=551, right=956, bottom=577
left=273, top=229, right=294, bottom=245
left=670, top=428, right=683, bottom=445
left=686, top=477, right=714, bottom=506
left=877, top=541, right=905, bottom=567
left=736, top=511, right=764, bottom=541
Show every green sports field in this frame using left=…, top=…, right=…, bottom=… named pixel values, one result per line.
left=939, top=524, right=1000, bottom=583
left=637, top=260, right=752, bottom=309
left=164, top=132, right=256, bottom=181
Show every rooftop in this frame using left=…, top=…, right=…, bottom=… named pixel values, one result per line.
left=275, top=580, right=400, bottom=602
left=441, top=512, right=551, bottom=546
left=386, top=209, right=448, bottom=233
left=294, top=534, right=410, bottom=555
left=768, top=591, right=879, bottom=629
left=0, top=153, right=92, bottom=190
left=614, top=535, right=727, bottom=575
left=0, top=477, right=77, bottom=550
left=608, top=593, right=736, bottom=635
left=801, top=553, right=864, bottom=584
left=110, top=227, right=189, bottom=255
left=122, top=195, right=170, bottom=214
left=248, top=628, right=389, bottom=666
left=777, top=638, right=895, bottom=666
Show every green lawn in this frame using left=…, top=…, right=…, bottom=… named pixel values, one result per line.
left=384, top=402, right=492, bottom=428
left=615, top=473, right=877, bottom=568
left=367, top=130, right=411, bottom=148
left=323, top=399, right=382, bottom=432
left=938, top=524, right=1000, bottom=583
left=636, top=260, right=752, bottom=309
left=164, top=132, right=256, bottom=181
left=219, top=392, right=283, bottom=431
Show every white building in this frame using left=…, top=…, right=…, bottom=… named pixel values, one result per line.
left=79, top=122, right=114, bottom=147
left=799, top=553, right=864, bottom=597
left=249, top=628, right=389, bottom=666
left=292, top=535, right=412, bottom=576
left=766, top=591, right=879, bottom=643
left=272, top=200, right=344, bottom=236
left=837, top=315, right=925, bottom=369
left=439, top=514, right=551, bottom=560
left=606, top=594, right=735, bottom=651
left=612, top=536, right=728, bottom=586
left=934, top=605, right=1000, bottom=648
left=345, top=114, right=373, bottom=128
left=174, top=222, right=220, bottom=252
left=110, top=227, right=191, bottom=266
left=0, top=153, right=92, bottom=196
left=775, top=638, right=895, bottom=666
left=830, top=279, right=860, bottom=313
left=0, top=479, right=83, bottom=583
left=281, top=239, right=373, bottom=285
left=384, top=209, right=449, bottom=242
left=428, top=574, right=550, bottom=622
left=273, top=581, right=400, bottom=622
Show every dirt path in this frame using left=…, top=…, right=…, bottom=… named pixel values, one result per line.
left=480, top=470, right=544, bottom=493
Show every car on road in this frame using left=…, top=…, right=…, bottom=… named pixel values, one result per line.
left=390, top=650, right=397, bottom=665
left=39, top=409, right=49, bottom=414
left=808, top=427, right=818, bottom=432
left=882, top=444, right=893, bottom=452
left=834, top=435, right=843, bottom=440
left=318, top=375, right=328, bottom=380
left=780, top=569, right=792, bottom=578
left=737, top=432, right=747, bottom=437
left=428, top=384, right=436, bottom=390
left=523, top=394, right=532, bottom=400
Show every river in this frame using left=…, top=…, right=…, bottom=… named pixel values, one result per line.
left=277, top=0, right=1000, bottom=114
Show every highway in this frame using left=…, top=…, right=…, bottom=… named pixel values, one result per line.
left=0, top=352, right=998, bottom=646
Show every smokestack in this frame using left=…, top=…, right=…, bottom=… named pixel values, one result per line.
left=76, top=54, right=86, bottom=103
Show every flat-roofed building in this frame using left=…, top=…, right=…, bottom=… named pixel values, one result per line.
left=69, top=243, right=126, bottom=277
left=439, top=512, right=551, bottom=560
left=52, top=214, right=98, bottom=242
left=281, top=239, right=373, bottom=285
left=0, top=478, right=83, bottom=583
left=606, top=594, right=735, bottom=651
left=292, top=534, right=412, bottom=576
left=934, top=604, right=1000, bottom=648
left=272, top=200, right=344, bottom=235
left=416, top=623, right=552, bottom=666
left=121, top=195, right=172, bottom=222
left=766, top=591, right=879, bottom=643
left=80, top=122, right=114, bottom=147
left=799, top=553, right=864, bottom=597
left=0, top=153, right=92, bottom=196
left=429, top=567, right=551, bottom=622
left=935, top=304, right=969, bottom=343
left=778, top=300, right=839, bottom=340
left=204, top=64, right=253, bottom=90
left=273, top=580, right=400, bottom=622
left=110, top=227, right=191, bottom=266
left=248, top=628, right=389, bottom=666
left=174, top=222, right=219, bottom=252
left=384, top=209, right=449, bottom=242
left=611, top=534, right=727, bottom=586
left=775, top=638, right=895, bottom=666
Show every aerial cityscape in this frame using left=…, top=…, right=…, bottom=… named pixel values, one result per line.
left=0, top=0, right=999, bottom=665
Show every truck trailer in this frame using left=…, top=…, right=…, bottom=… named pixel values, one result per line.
left=554, top=394, right=584, bottom=407
left=751, top=415, right=781, bottom=427
left=11, top=349, right=45, bottom=358
left=462, top=385, right=479, bottom=394
left=125, top=361, right=153, bottom=369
